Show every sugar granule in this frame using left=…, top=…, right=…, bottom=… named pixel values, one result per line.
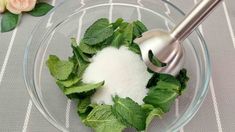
left=82, top=46, right=151, bottom=105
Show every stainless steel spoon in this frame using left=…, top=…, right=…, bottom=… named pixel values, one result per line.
left=135, top=0, right=222, bottom=75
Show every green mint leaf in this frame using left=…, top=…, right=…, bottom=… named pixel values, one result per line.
left=147, top=72, right=181, bottom=89
left=176, top=69, right=189, bottom=94
left=148, top=50, right=167, bottom=67
left=155, top=80, right=181, bottom=93
left=146, top=108, right=164, bottom=129
left=70, top=38, right=90, bottom=77
left=77, top=97, right=91, bottom=114
left=84, top=105, right=126, bottom=132
left=134, top=20, right=148, bottom=32
left=28, top=2, right=53, bottom=17
left=1, top=11, right=19, bottom=32
left=83, top=18, right=114, bottom=45
left=56, top=76, right=81, bottom=87
left=119, top=22, right=129, bottom=30
left=143, top=86, right=178, bottom=112
left=133, top=20, right=147, bottom=39
left=146, top=73, right=160, bottom=88
left=64, top=81, right=105, bottom=95
left=56, top=82, right=81, bottom=99
left=128, top=43, right=141, bottom=54
left=112, top=96, right=146, bottom=131
left=79, top=41, right=97, bottom=54
left=78, top=103, right=97, bottom=120
left=71, top=38, right=90, bottom=62
left=46, top=55, right=74, bottom=80
left=112, top=18, right=124, bottom=30
left=111, top=32, right=123, bottom=48
left=122, top=23, right=133, bottom=45
left=141, top=104, right=155, bottom=115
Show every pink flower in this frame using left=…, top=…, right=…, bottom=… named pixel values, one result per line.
left=6, top=0, right=37, bottom=14
left=0, top=0, right=6, bottom=13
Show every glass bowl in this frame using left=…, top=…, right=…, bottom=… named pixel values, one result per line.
left=23, top=0, right=211, bottom=132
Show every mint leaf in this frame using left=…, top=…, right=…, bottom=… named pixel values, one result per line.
left=144, top=74, right=182, bottom=112
left=122, top=23, right=133, bottom=45
left=112, top=18, right=124, bottom=30
left=56, top=76, right=81, bottom=87
left=146, top=73, right=160, bottom=88
left=143, top=85, right=178, bottom=112
left=133, top=20, right=147, bottom=39
left=128, top=43, right=141, bottom=54
left=64, top=81, right=105, bottom=95
left=112, top=96, right=146, bottom=131
left=111, top=32, right=123, bottom=48
left=146, top=108, right=164, bottom=129
left=84, top=105, right=126, bottom=132
left=78, top=103, right=97, bottom=120
left=95, top=122, right=125, bottom=132
left=77, top=97, right=91, bottom=114
left=79, top=41, right=97, bottom=55
left=46, top=55, right=74, bottom=80
left=176, top=69, right=189, bottom=94
left=70, top=38, right=90, bottom=77
left=135, top=20, right=147, bottom=32
left=1, top=11, right=19, bottom=32
left=148, top=50, right=166, bottom=67
left=28, top=2, right=53, bottom=17
left=83, top=18, right=114, bottom=45
left=71, top=38, right=90, bottom=62
left=141, top=104, right=155, bottom=115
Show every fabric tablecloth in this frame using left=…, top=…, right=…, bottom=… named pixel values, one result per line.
left=0, top=0, right=235, bottom=131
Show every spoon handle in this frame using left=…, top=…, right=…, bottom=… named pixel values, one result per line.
left=170, top=0, right=222, bottom=41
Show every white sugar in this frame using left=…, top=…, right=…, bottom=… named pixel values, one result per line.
left=82, top=46, right=151, bottom=105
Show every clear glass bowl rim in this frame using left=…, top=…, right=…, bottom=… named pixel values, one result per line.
left=23, top=0, right=211, bottom=131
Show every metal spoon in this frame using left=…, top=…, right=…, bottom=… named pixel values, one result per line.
left=135, top=0, right=222, bottom=75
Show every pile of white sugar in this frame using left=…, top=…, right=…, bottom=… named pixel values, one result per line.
left=82, top=46, right=151, bottom=105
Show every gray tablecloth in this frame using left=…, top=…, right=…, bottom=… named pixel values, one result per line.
left=0, top=0, right=235, bottom=132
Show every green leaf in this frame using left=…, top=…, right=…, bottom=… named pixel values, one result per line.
left=64, top=81, right=105, bottom=95
left=128, top=43, right=141, bottom=54
left=46, top=55, right=74, bottom=80
left=134, top=20, right=148, bottom=32
left=148, top=50, right=166, bottom=67
left=78, top=103, right=97, bottom=120
left=146, top=73, right=160, bottom=88
left=176, top=69, right=189, bottom=94
left=141, top=104, right=155, bottom=115
left=83, top=18, right=114, bottom=45
left=84, top=105, right=126, bottom=132
left=95, top=122, right=125, bottom=132
left=143, top=86, right=178, bottom=112
left=122, top=23, right=133, bottom=45
left=70, top=38, right=90, bottom=77
left=112, top=18, right=124, bottom=30
left=133, top=20, right=147, bottom=39
left=111, top=32, right=123, bottom=48
left=112, top=96, right=146, bottom=131
left=71, top=38, right=90, bottom=62
left=79, top=41, right=97, bottom=54
left=1, top=11, right=19, bottom=32
left=147, top=72, right=181, bottom=89
left=28, top=2, right=53, bottom=17
left=56, top=76, right=81, bottom=87
left=77, top=97, right=91, bottom=114
left=146, top=108, right=164, bottom=128
left=155, top=80, right=181, bottom=93
left=119, top=22, right=129, bottom=30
